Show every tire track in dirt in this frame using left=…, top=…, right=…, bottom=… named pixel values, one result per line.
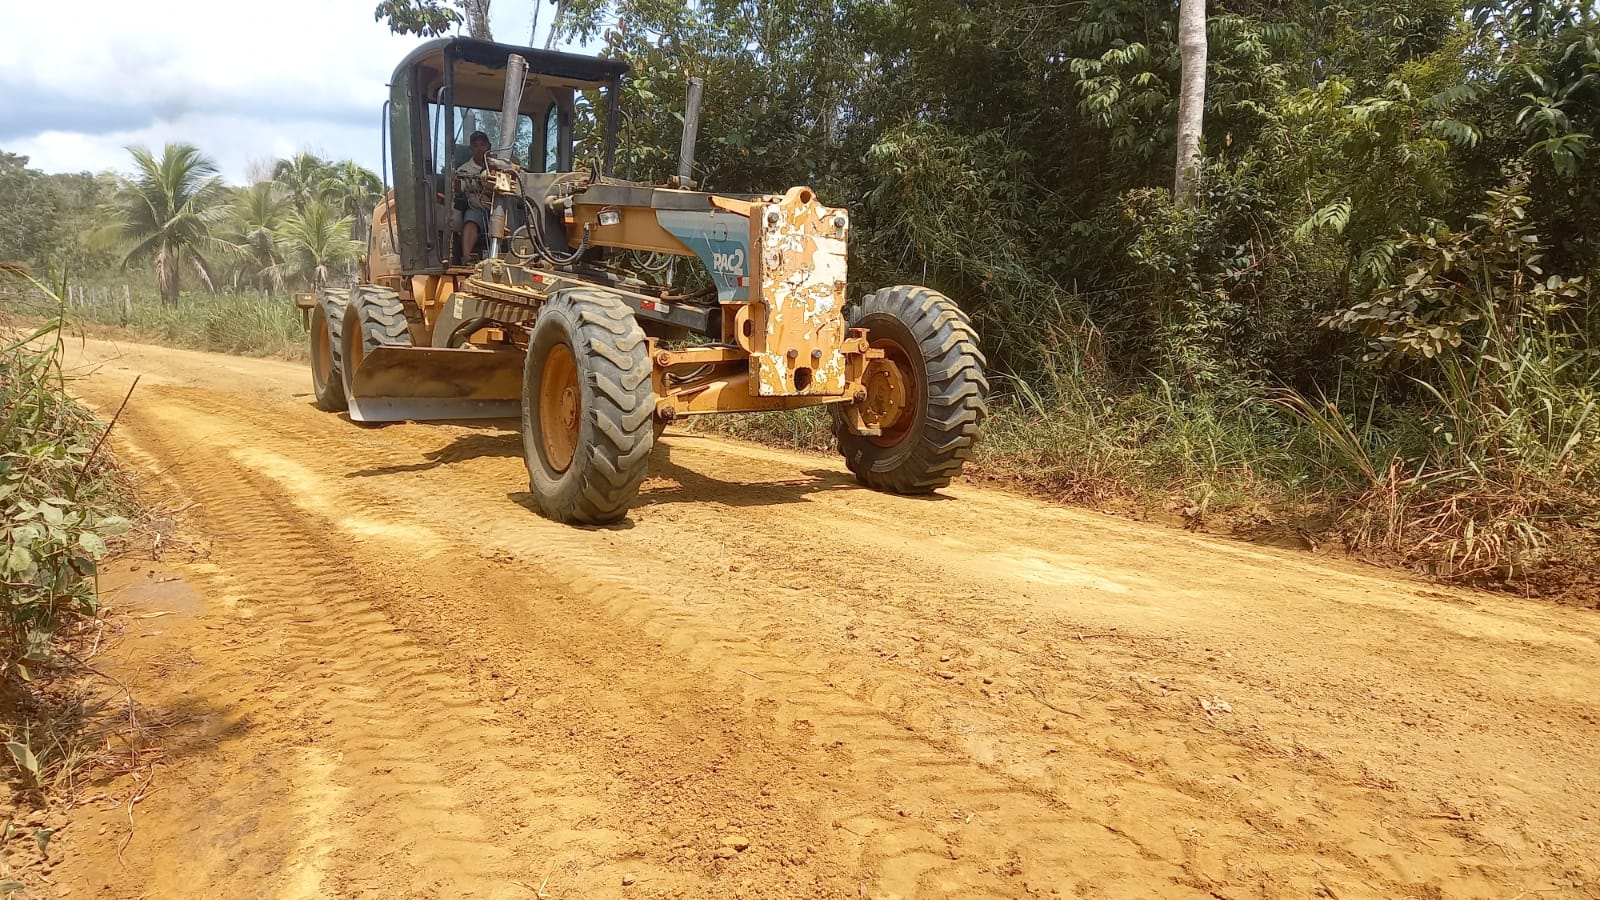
left=55, top=341, right=1600, bottom=899
left=82, top=384, right=872, bottom=897
left=178, top=396, right=1514, bottom=894
left=109, top=383, right=1550, bottom=898
left=104, top=406, right=536, bottom=897
left=127, top=386, right=1172, bottom=896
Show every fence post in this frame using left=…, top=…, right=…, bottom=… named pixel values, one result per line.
left=123, top=284, right=133, bottom=323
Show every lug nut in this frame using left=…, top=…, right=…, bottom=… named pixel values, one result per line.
left=786, top=348, right=799, bottom=360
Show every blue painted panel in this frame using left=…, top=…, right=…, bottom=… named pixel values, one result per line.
left=656, top=209, right=752, bottom=303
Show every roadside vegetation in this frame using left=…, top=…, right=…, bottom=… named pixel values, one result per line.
left=66, top=288, right=305, bottom=361
left=4, top=1, right=1599, bottom=596
left=596, top=0, right=1600, bottom=595
left=0, top=277, right=138, bottom=799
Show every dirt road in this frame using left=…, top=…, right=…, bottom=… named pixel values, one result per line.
left=47, top=337, right=1600, bottom=899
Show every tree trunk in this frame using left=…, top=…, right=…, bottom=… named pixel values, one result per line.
left=545, top=0, right=565, bottom=49
left=1174, top=0, right=1208, bottom=204
left=156, top=247, right=178, bottom=305
left=464, top=0, right=491, bottom=39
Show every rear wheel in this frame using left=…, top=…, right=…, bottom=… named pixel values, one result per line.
left=339, top=285, right=413, bottom=409
left=311, top=288, right=350, bottom=412
left=522, top=289, right=654, bottom=525
left=834, top=285, right=988, bottom=493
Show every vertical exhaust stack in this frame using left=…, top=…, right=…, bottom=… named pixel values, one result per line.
left=675, top=77, right=704, bottom=190
left=488, top=53, right=529, bottom=258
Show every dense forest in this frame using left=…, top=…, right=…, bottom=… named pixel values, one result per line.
left=541, top=0, right=1599, bottom=587
left=4, top=0, right=1598, bottom=588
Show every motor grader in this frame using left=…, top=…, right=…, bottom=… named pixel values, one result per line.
left=302, top=38, right=987, bottom=524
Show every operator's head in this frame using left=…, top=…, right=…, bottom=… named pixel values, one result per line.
left=469, top=130, right=490, bottom=164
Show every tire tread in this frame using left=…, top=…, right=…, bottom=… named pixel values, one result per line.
left=523, top=289, right=653, bottom=524
left=833, top=285, right=988, bottom=494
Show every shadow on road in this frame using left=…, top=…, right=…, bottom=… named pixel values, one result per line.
left=344, top=431, right=521, bottom=477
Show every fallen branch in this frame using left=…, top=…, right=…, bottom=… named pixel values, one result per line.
left=73, top=374, right=140, bottom=495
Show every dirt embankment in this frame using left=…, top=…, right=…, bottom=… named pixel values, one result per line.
left=37, top=337, right=1600, bottom=899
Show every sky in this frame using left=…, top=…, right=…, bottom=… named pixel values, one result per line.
left=0, top=0, right=575, bottom=184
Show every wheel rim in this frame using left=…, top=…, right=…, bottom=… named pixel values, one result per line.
left=538, top=342, right=581, bottom=473
left=864, top=337, right=918, bottom=448
left=344, top=314, right=365, bottom=383
left=312, top=311, right=333, bottom=386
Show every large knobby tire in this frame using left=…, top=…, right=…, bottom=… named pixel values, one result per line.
left=834, top=285, right=988, bottom=493
left=522, top=289, right=654, bottom=525
left=311, top=288, right=351, bottom=412
left=339, top=285, right=413, bottom=408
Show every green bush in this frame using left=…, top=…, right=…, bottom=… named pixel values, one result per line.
left=1, top=291, right=132, bottom=790
left=1300, top=178, right=1600, bottom=577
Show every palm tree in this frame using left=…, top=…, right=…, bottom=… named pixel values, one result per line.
left=317, top=160, right=384, bottom=241
left=111, top=144, right=227, bottom=304
left=272, top=152, right=330, bottom=214
left=277, top=199, right=361, bottom=289
left=218, top=182, right=287, bottom=292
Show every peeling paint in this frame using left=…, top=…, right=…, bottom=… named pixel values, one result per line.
left=751, top=188, right=849, bottom=397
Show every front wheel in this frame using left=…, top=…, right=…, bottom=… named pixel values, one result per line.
left=521, top=290, right=655, bottom=525
left=339, top=285, right=412, bottom=405
left=834, top=285, right=988, bottom=493
left=310, top=288, right=351, bottom=412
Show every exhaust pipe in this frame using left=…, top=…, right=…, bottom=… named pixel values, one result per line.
left=488, top=53, right=528, bottom=258
left=675, top=77, right=704, bottom=190
left=496, top=54, right=529, bottom=157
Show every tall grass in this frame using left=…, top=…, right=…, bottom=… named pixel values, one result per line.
left=1279, top=314, right=1600, bottom=580
left=74, top=287, right=307, bottom=359
left=704, top=311, right=1597, bottom=590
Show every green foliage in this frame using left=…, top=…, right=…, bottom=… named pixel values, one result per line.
left=0, top=297, right=129, bottom=691
left=1290, top=181, right=1599, bottom=576
left=1324, top=176, right=1585, bottom=364
left=373, top=0, right=463, bottom=36
left=318, top=159, right=385, bottom=241
left=109, top=144, right=229, bottom=304
left=2, top=143, right=386, bottom=300
left=72, top=290, right=309, bottom=360
left=217, top=182, right=290, bottom=293
left=0, top=154, right=119, bottom=274
left=274, top=152, right=334, bottom=215
left=276, top=200, right=362, bottom=291
left=0, top=153, right=63, bottom=268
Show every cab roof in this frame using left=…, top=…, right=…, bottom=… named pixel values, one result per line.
left=394, top=37, right=629, bottom=106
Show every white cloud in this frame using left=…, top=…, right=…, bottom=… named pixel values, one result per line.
left=0, top=0, right=572, bottom=183
left=11, top=116, right=390, bottom=186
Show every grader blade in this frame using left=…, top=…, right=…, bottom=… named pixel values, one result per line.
left=347, top=346, right=523, bottom=423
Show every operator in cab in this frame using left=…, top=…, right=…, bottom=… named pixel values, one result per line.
left=453, top=130, right=493, bottom=262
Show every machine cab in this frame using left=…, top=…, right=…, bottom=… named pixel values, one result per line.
left=380, top=38, right=628, bottom=275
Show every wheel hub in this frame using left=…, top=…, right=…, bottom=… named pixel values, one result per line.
left=538, top=343, right=581, bottom=473
left=560, top=386, right=578, bottom=429
left=860, top=339, right=918, bottom=447
left=864, top=359, right=907, bottom=426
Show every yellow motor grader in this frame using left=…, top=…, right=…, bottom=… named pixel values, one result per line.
left=302, top=38, right=987, bottom=524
